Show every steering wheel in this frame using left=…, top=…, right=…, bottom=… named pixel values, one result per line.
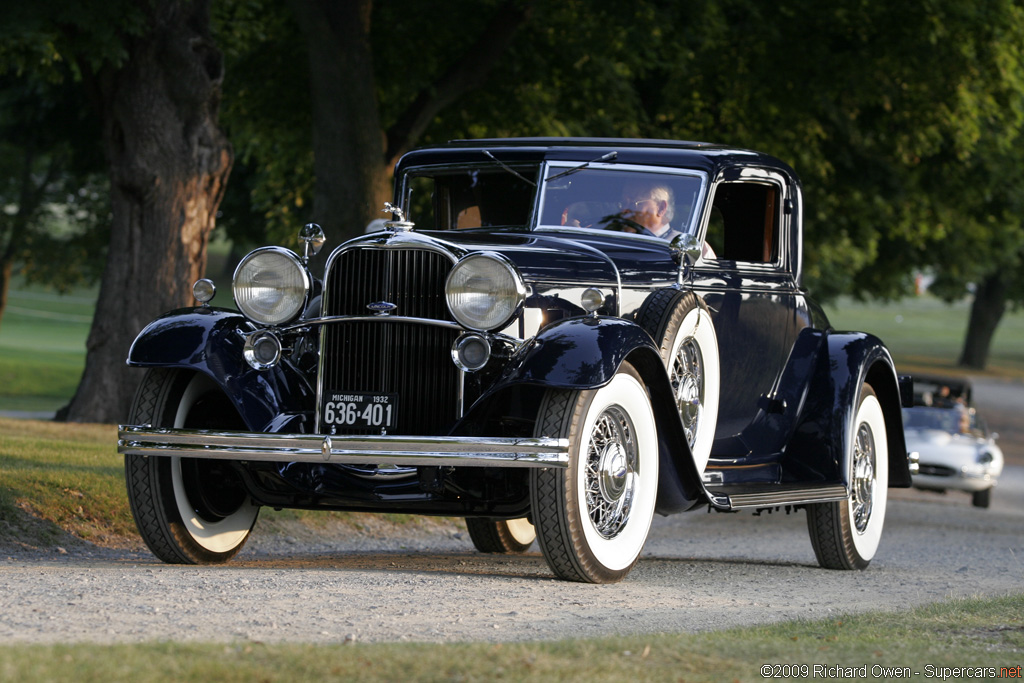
left=603, top=216, right=647, bottom=234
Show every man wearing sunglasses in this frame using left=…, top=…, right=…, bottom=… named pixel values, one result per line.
left=618, top=180, right=681, bottom=240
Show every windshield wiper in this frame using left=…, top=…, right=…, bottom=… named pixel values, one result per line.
left=545, top=151, right=618, bottom=182
left=482, top=150, right=537, bottom=187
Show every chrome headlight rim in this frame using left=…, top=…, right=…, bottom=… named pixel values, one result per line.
left=232, top=246, right=311, bottom=326
left=445, top=252, right=526, bottom=332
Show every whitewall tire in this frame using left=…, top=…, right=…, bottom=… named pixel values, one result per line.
left=531, top=362, right=658, bottom=583
left=807, top=384, right=889, bottom=570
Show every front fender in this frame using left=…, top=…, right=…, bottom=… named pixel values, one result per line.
left=497, top=316, right=658, bottom=389
left=787, top=332, right=911, bottom=489
left=126, top=307, right=315, bottom=432
left=461, top=316, right=706, bottom=513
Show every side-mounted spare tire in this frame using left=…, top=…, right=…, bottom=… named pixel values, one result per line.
left=125, top=368, right=259, bottom=564
left=635, top=289, right=721, bottom=472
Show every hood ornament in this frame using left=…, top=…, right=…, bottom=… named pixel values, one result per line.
left=383, top=203, right=414, bottom=233
left=367, top=301, right=397, bottom=316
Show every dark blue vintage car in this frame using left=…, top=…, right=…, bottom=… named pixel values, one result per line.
left=118, top=138, right=915, bottom=583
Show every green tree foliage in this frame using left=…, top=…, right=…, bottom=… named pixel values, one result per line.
left=212, top=0, right=312, bottom=251
left=2, top=0, right=235, bottom=422
left=0, top=29, right=110, bottom=328
left=4, top=0, right=1023, bottom=379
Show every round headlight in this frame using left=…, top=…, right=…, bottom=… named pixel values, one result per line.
left=446, top=253, right=525, bottom=331
left=233, top=247, right=310, bottom=325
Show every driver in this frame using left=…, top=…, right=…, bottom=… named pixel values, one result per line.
left=618, top=180, right=681, bottom=240
left=618, top=179, right=717, bottom=259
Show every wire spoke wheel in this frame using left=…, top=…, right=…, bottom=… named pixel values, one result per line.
left=636, top=289, right=719, bottom=471
left=584, top=406, right=638, bottom=538
left=670, top=337, right=704, bottom=449
left=807, top=384, right=889, bottom=570
left=531, top=362, right=658, bottom=583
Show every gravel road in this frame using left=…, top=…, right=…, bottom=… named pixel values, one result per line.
left=1, top=378, right=1022, bottom=646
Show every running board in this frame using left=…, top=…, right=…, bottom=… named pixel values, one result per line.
left=721, top=485, right=848, bottom=510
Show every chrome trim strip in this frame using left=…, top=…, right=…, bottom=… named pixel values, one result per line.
left=283, top=315, right=465, bottom=333
left=725, top=485, right=848, bottom=509
left=118, top=426, right=570, bottom=469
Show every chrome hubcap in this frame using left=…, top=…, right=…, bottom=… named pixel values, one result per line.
left=671, top=338, right=703, bottom=447
left=598, top=442, right=628, bottom=502
left=851, top=422, right=876, bottom=533
left=584, top=406, right=638, bottom=539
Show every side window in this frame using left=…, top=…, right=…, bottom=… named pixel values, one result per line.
left=707, top=182, right=780, bottom=264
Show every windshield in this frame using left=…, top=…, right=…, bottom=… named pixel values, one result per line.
left=401, top=165, right=539, bottom=231
left=397, top=161, right=707, bottom=237
left=537, top=165, right=706, bottom=238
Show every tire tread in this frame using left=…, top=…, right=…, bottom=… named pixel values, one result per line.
left=125, top=370, right=195, bottom=564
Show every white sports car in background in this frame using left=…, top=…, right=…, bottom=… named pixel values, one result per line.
left=905, top=376, right=1004, bottom=508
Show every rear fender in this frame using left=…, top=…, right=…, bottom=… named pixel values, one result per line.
left=787, top=332, right=911, bottom=489
left=127, top=308, right=315, bottom=432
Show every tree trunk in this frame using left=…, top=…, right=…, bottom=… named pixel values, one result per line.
left=287, top=0, right=531, bottom=245
left=957, top=273, right=1009, bottom=370
left=287, top=0, right=391, bottom=243
left=62, top=0, right=232, bottom=423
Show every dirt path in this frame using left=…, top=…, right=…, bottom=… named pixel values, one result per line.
left=1, top=377, right=1021, bottom=646
left=2, top=474, right=1021, bottom=645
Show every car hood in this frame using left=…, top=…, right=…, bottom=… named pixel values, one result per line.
left=419, top=229, right=678, bottom=286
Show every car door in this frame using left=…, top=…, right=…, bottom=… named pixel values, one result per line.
left=691, top=167, right=809, bottom=460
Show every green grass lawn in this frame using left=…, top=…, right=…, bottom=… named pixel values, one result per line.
left=0, top=418, right=132, bottom=548
left=0, top=285, right=95, bottom=413
left=825, top=295, right=1024, bottom=380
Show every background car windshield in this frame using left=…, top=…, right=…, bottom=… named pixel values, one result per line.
left=403, top=166, right=539, bottom=230
left=903, top=407, right=960, bottom=432
left=538, top=167, right=704, bottom=234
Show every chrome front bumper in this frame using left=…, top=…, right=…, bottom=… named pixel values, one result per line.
left=117, top=425, right=570, bottom=469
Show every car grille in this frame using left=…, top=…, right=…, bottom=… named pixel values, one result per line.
left=917, top=464, right=956, bottom=478
left=319, top=246, right=460, bottom=435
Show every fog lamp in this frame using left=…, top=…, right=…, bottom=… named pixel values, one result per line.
left=452, top=334, right=491, bottom=372
left=244, top=331, right=283, bottom=370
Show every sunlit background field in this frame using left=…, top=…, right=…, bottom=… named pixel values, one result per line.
left=1, top=275, right=1023, bottom=416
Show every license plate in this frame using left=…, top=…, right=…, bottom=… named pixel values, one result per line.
left=322, top=392, right=398, bottom=429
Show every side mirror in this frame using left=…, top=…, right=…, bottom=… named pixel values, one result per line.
left=670, top=233, right=702, bottom=269
left=299, top=223, right=326, bottom=262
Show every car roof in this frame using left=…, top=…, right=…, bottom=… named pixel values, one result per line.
left=395, top=137, right=796, bottom=178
